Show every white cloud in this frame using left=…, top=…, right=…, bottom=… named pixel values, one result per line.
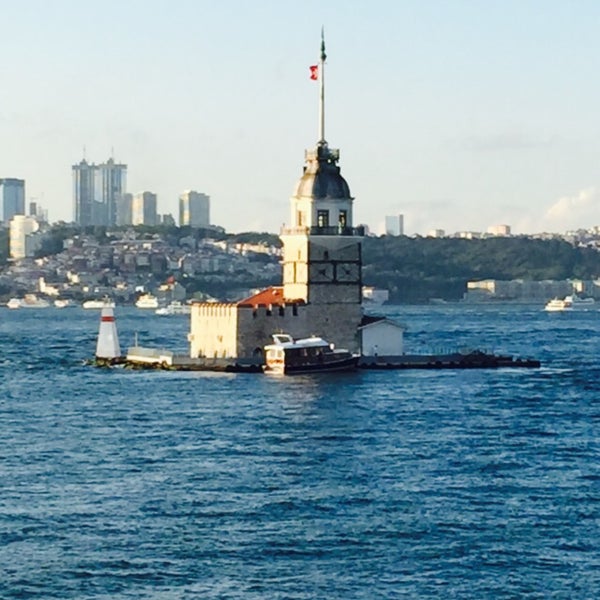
left=541, top=187, right=600, bottom=231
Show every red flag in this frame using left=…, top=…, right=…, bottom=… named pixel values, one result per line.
left=309, top=65, right=318, bottom=80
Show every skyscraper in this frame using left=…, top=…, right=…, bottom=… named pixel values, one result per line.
left=132, top=191, right=158, bottom=226
left=0, top=178, right=25, bottom=224
left=116, top=193, right=133, bottom=226
left=385, top=214, right=404, bottom=236
left=73, top=160, right=96, bottom=226
left=179, top=191, right=210, bottom=227
left=96, top=158, right=127, bottom=226
left=72, top=157, right=127, bottom=226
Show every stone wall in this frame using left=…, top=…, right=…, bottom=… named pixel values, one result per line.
left=236, top=301, right=362, bottom=357
left=189, top=303, right=238, bottom=358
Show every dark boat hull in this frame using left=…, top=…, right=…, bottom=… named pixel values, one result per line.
left=281, top=355, right=359, bottom=375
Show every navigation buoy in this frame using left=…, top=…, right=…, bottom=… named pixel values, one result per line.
left=95, top=305, right=121, bottom=360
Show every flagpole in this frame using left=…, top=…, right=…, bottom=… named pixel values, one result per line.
left=318, top=28, right=326, bottom=144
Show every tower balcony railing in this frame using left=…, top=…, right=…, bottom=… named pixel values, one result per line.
left=280, top=225, right=365, bottom=237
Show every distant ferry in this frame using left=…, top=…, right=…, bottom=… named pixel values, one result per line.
left=263, top=333, right=358, bottom=375
left=54, top=299, right=73, bottom=308
left=544, top=295, right=595, bottom=312
left=135, top=293, right=159, bottom=309
left=362, top=286, right=389, bottom=306
left=155, top=301, right=191, bottom=316
left=83, top=299, right=115, bottom=309
left=6, top=294, right=50, bottom=309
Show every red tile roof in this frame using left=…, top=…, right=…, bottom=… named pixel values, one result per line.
left=237, top=286, right=304, bottom=307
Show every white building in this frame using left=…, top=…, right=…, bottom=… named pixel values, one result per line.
left=179, top=191, right=210, bottom=227
left=9, top=215, right=41, bottom=259
left=385, top=214, right=404, bottom=236
left=427, top=229, right=445, bottom=238
left=359, top=318, right=405, bottom=356
left=487, top=224, right=511, bottom=236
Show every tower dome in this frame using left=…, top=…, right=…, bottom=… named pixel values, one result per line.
left=293, top=143, right=352, bottom=199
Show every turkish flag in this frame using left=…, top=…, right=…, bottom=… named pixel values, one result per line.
left=309, top=65, right=318, bottom=80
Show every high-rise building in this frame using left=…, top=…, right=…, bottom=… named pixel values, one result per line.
left=132, top=191, right=158, bottom=226
left=9, top=215, right=41, bottom=259
left=72, top=157, right=127, bottom=226
left=29, top=201, right=48, bottom=223
left=385, top=214, right=404, bottom=236
left=179, top=191, right=210, bottom=227
left=0, top=178, right=25, bottom=224
left=116, top=193, right=133, bottom=226
left=96, top=158, right=127, bottom=226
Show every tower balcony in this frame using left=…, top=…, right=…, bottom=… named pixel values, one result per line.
left=280, top=225, right=365, bottom=237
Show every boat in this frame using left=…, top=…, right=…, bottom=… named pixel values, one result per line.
left=7, top=294, right=50, bottom=309
left=155, top=301, right=191, bottom=316
left=362, top=286, right=389, bottom=306
left=83, top=298, right=116, bottom=309
left=6, top=298, right=22, bottom=309
left=263, top=333, right=358, bottom=375
left=135, top=293, right=159, bottom=309
left=569, top=295, right=595, bottom=308
left=544, top=297, right=572, bottom=312
left=54, top=298, right=73, bottom=308
left=544, top=295, right=595, bottom=312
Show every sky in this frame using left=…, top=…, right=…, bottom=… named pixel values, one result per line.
left=3, top=0, right=600, bottom=235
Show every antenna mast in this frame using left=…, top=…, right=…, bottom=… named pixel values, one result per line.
left=318, top=27, right=326, bottom=145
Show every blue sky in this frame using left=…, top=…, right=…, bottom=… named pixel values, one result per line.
left=2, top=0, right=600, bottom=234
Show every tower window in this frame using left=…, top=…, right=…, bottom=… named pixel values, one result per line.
left=317, top=210, right=329, bottom=228
left=338, top=210, right=347, bottom=228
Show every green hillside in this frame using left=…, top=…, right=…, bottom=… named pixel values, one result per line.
left=362, top=236, right=600, bottom=303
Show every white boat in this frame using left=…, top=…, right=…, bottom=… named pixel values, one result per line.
left=7, top=294, right=50, bottom=309
left=7, top=297, right=22, bottom=309
left=135, top=293, right=159, bottom=309
left=263, top=333, right=358, bottom=375
left=544, top=297, right=571, bottom=312
left=155, top=301, right=191, bottom=316
left=83, top=299, right=116, bottom=309
left=545, top=295, right=595, bottom=312
left=569, top=295, right=595, bottom=308
left=54, top=299, right=73, bottom=308
left=362, top=286, right=389, bottom=306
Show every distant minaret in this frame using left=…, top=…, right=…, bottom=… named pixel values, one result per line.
left=95, top=305, right=121, bottom=360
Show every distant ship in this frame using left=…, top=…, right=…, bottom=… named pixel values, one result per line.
left=544, top=295, right=595, bottom=312
left=135, top=293, right=159, bottom=309
left=83, top=299, right=115, bottom=309
left=155, top=301, right=191, bottom=316
left=54, top=299, right=73, bottom=308
left=6, top=294, right=50, bottom=309
left=362, top=286, right=389, bottom=306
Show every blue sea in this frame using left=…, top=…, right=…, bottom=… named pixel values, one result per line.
left=1, top=304, right=599, bottom=599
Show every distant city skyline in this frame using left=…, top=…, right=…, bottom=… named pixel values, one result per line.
left=3, top=1, right=600, bottom=234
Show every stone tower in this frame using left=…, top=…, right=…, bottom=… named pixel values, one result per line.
left=280, top=31, right=363, bottom=350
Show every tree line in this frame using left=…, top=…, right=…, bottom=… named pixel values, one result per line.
left=361, top=236, right=600, bottom=303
